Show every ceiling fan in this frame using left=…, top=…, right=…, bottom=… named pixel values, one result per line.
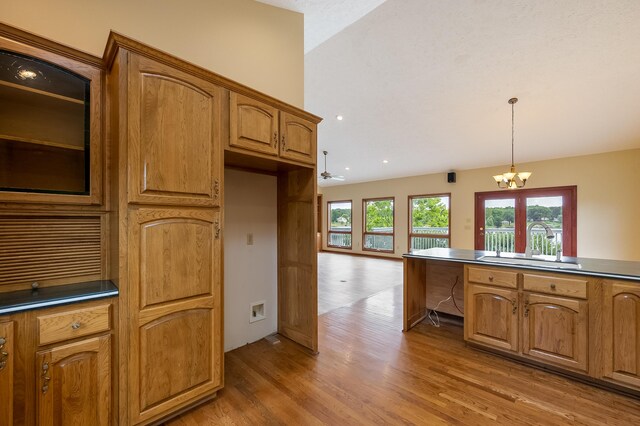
left=319, top=150, right=345, bottom=181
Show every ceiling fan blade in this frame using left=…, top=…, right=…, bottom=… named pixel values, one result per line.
left=331, top=176, right=345, bottom=181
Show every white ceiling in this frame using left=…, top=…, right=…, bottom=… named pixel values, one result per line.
left=263, top=0, right=640, bottom=186
left=256, top=0, right=388, bottom=53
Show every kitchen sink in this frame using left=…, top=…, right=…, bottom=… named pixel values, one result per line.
left=478, top=255, right=582, bottom=270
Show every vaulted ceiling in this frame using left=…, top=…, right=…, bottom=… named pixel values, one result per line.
left=259, top=0, right=640, bottom=186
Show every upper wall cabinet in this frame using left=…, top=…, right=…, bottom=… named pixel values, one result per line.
left=128, top=54, right=222, bottom=207
left=0, top=34, right=102, bottom=205
left=229, top=92, right=316, bottom=166
left=229, top=92, right=279, bottom=156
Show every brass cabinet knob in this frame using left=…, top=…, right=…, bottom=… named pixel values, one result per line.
left=71, top=322, right=81, bottom=330
left=550, top=283, right=556, bottom=290
left=488, top=276, right=494, bottom=282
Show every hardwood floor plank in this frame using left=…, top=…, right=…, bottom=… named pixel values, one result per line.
left=167, top=254, right=640, bottom=426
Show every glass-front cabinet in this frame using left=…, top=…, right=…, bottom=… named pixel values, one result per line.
left=0, top=36, right=102, bottom=204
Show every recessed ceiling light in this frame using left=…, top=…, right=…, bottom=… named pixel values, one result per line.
left=383, top=160, right=389, bottom=164
left=345, top=167, right=350, bottom=170
left=336, top=115, right=343, bottom=121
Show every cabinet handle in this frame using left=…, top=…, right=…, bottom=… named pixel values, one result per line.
left=511, top=299, right=517, bottom=315
left=71, top=321, right=81, bottom=330
left=274, top=132, right=278, bottom=149
left=550, top=283, right=556, bottom=290
left=214, top=220, right=221, bottom=239
left=41, top=362, right=50, bottom=394
left=214, top=179, right=220, bottom=202
left=0, top=337, right=7, bottom=371
left=281, top=135, right=287, bottom=151
left=488, top=275, right=494, bottom=282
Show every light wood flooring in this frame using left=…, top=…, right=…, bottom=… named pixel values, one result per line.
left=168, top=255, right=640, bottom=425
left=318, top=252, right=402, bottom=314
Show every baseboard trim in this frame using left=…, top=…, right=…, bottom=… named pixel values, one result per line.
left=320, top=249, right=403, bottom=262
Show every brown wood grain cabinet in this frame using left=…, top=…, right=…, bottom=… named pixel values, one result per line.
left=0, top=298, right=115, bottom=426
left=0, top=29, right=103, bottom=206
left=127, top=208, right=222, bottom=424
left=230, top=93, right=316, bottom=165
left=127, top=55, right=222, bottom=207
left=603, top=280, right=640, bottom=389
left=464, top=265, right=591, bottom=374
left=464, top=283, right=519, bottom=352
left=0, top=321, right=14, bottom=426
left=36, top=335, right=111, bottom=426
left=522, top=292, right=589, bottom=372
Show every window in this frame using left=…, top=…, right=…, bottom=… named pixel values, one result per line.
left=328, top=200, right=352, bottom=249
left=409, top=194, right=450, bottom=251
left=363, top=197, right=394, bottom=252
left=475, top=186, right=577, bottom=256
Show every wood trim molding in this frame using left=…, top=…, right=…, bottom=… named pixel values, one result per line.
left=0, top=22, right=103, bottom=68
left=321, top=249, right=403, bottom=262
left=103, top=31, right=322, bottom=124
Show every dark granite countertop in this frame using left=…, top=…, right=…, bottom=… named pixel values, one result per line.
left=0, top=280, right=118, bottom=315
left=404, top=248, right=640, bottom=281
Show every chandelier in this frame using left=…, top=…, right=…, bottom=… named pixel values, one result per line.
left=492, top=98, right=531, bottom=189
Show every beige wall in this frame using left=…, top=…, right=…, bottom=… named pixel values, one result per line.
left=320, top=149, right=640, bottom=261
left=224, top=169, right=277, bottom=352
left=2, top=0, right=304, bottom=106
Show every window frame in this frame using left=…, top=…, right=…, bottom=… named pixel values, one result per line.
left=327, top=199, right=353, bottom=250
left=474, top=185, right=577, bottom=256
left=362, top=196, right=395, bottom=253
left=408, top=192, right=451, bottom=252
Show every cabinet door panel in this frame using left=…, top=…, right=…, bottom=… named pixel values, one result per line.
left=523, top=293, right=588, bottom=372
left=603, top=281, right=640, bottom=388
left=139, top=309, right=212, bottom=410
left=279, top=112, right=316, bottom=165
left=36, top=335, right=111, bottom=426
left=139, top=217, right=214, bottom=308
left=229, top=92, right=279, bottom=156
left=464, top=284, right=518, bottom=352
left=0, top=321, right=13, bottom=426
left=129, top=208, right=222, bottom=423
left=128, top=54, right=221, bottom=206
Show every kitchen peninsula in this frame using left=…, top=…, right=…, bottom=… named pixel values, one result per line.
left=403, top=248, right=640, bottom=396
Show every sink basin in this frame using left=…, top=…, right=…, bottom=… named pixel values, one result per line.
left=478, top=255, right=582, bottom=270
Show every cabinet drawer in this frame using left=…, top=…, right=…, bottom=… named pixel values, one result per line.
left=523, top=273, right=587, bottom=299
left=38, top=304, right=111, bottom=346
left=467, top=267, right=518, bottom=288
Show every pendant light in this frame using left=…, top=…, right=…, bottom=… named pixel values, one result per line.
left=492, top=98, right=531, bottom=189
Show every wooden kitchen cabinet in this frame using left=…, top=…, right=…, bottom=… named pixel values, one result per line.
left=127, top=54, right=222, bottom=207
left=602, top=280, right=640, bottom=389
left=522, top=292, right=589, bottom=372
left=229, top=92, right=316, bottom=165
left=0, top=321, right=14, bottom=426
left=229, top=92, right=279, bottom=156
left=279, top=112, right=316, bottom=165
left=36, top=335, right=111, bottom=426
left=127, top=208, right=222, bottom=424
left=0, top=28, right=103, bottom=205
left=464, top=283, right=519, bottom=352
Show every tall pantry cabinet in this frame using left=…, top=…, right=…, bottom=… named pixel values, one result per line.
left=106, top=38, right=223, bottom=425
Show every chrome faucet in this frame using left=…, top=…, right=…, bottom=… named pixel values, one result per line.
left=525, top=221, right=555, bottom=258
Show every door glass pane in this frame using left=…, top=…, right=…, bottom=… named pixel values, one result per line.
left=526, top=196, right=563, bottom=256
left=0, top=50, right=90, bottom=195
left=484, top=198, right=515, bottom=252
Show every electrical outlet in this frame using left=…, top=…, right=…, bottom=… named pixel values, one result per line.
left=247, top=233, right=254, bottom=245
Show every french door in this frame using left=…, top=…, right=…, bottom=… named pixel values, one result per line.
left=474, top=186, right=577, bottom=256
